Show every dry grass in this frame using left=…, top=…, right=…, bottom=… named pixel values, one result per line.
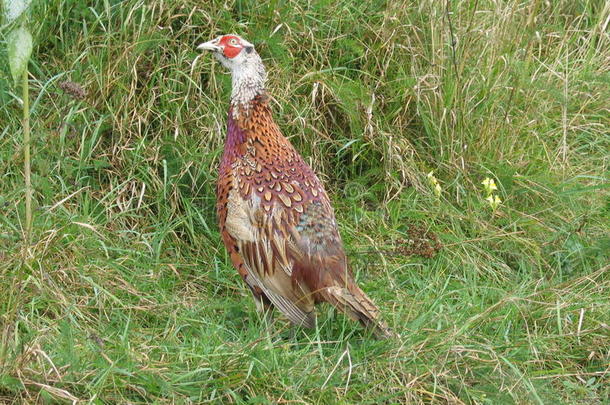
left=1, top=0, right=609, bottom=403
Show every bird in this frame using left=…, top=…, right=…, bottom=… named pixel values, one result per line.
left=197, top=34, right=394, bottom=338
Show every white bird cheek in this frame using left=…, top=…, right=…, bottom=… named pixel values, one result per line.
left=232, top=52, right=247, bottom=65
left=216, top=54, right=233, bottom=69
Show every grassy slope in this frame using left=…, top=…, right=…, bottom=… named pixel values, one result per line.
left=1, top=0, right=609, bottom=403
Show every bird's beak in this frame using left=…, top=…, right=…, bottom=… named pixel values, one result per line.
left=197, top=39, right=222, bottom=52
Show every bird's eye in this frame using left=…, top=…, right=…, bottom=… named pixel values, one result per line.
left=229, top=38, right=238, bottom=46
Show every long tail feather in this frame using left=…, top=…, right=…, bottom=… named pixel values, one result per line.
left=324, top=285, right=396, bottom=339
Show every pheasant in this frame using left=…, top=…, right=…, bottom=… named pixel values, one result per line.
left=197, top=34, right=394, bottom=338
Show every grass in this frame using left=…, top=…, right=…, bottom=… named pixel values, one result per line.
left=1, top=0, right=609, bottom=403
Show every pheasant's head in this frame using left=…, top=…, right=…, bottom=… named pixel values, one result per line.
left=197, top=34, right=266, bottom=108
left=197, top=35, right=259, bottom=71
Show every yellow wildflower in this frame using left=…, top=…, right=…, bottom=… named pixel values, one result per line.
left=482, top=177, right=498, bottom=194
left=434, top=183, right=442, bottom=197
left=486, top=194, right=502, bottom=211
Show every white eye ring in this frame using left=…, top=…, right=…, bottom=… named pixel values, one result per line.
left=229, top=38, right=238, bottom=46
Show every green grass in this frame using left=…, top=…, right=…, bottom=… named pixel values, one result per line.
left=1, top=0, right=609, bottom=403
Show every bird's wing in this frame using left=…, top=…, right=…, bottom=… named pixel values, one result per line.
left=285, top=196, right=394, bottom=338
left=224, top=179, right=316, bottom=328
left=227, top=153, right=391, bottom=336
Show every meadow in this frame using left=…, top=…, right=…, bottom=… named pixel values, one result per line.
left=1, top=0, right=609, bottom=403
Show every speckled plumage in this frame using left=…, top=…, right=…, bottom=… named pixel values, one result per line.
left=203, top=34, right=393, bottom=338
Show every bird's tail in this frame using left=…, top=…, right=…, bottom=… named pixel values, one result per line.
left=323, top=284, right=396, bottom=339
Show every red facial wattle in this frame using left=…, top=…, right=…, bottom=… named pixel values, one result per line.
left=219, top=36, right=242, bottom=59
left=223, top=46, right=241, bottom=59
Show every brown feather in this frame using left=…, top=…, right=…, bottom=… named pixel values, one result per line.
left=216, top=89, right=394, bottom=338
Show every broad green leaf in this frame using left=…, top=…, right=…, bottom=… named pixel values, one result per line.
left=7, top=24, right=32, bottom=85
left=3, top=0, right=31, bottom=23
